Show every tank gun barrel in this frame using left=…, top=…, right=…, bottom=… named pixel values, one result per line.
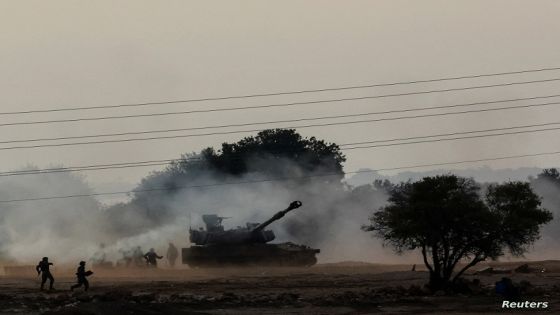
left=252, top=201, right=302, bottom=233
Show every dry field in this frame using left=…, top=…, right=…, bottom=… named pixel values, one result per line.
left=0, top=261, right=559, bottom=314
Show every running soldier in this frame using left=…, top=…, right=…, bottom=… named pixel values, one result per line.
left=70, top=261, right=93, bottom=292
left=35, top=257, right=54, bottom=291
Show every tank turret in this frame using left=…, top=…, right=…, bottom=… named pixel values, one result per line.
left=183, top=201, right=319, bottom=267
left=190, top=201, right=302, bottom=246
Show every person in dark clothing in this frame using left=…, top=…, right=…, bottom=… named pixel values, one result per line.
left=495, top=277, right=520, bottom=300
left=166, top=242, right=179, bottom=268
left=70, top=261, right=93, bottom=292
left=144, top=248, right=163, bottom=268
left=36, top=257, right=54, bottom=290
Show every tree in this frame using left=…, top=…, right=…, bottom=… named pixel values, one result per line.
left=201, top=129, right=345, bottom=181
left=536, top=168, right=560, bottom=181
left=363, top=175, right=552, bottom=291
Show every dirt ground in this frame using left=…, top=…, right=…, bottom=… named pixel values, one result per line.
left=0, top=261, right=559, bottom=315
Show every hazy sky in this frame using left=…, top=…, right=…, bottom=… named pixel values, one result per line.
left=1, top=1, right=560, bottom=201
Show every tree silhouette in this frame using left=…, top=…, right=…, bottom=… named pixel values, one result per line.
left=200, top=129, right=345, bottom=181
left=536, top=168, right=560, bottom=181
left=363, top=175, right=552, bottom=291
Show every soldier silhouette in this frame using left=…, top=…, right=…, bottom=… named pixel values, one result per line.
left=70, top=261, right=93, bottom=292
left=166, top=242, right=179, bottom=268
left=144, top=248, right=163, bottom=267
left=36, top=257, right=54, bottom=290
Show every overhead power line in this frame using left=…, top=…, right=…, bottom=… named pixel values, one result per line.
left=341, top=125, right=560, bottom=149
left=3, top=66, right=560, bottom=116
left=1, top=150, right=559, bottom=203
left=339, top=121, right=560, bottom=146
left=4, top=120, right=560, bottom=177
left=0, top=99, right=559, bottom=151
left=2, top=78, right=560, bottom=128
left=2, top=94, right=560, bottom=145
left=0, top=159, right=177, bottom=177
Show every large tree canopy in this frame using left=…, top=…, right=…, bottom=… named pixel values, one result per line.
left=139, top=128, right=346, bottom=195
left=363, top=175, right=552, bottom=291
left=200, top=129, right=345, bottom=179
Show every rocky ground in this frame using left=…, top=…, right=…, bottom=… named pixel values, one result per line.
left=0, top=262, right=559, bottom=314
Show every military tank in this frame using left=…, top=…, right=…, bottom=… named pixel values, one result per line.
left=182, top=201, right=320, bottom=267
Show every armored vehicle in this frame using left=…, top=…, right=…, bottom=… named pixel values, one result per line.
left=182, top=201, right=320, bottom=267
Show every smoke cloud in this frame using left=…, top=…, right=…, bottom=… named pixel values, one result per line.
left=1, top=160, right=557, bottom=267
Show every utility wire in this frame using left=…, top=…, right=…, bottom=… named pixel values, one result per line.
left=4, top=121, right=560, bottom=177
left=342, top=125, right=560, bottom=149
left=1, top=150, right=560, bottom=203
left=339, top=121, right=560, bottom=146
left=3, top=66, right=560, bottom=116
left=0, top=159, right=177, bottom=177
left=0, top=99, right=559, bottom=151
left=0, top=79, right=558, bottom=128
left=0, top=78, right=560, bottom=127
left=2, top=94, right=560, bottom=145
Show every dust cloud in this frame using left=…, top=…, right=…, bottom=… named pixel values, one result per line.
left=0, top=160, right=557, bottom=267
